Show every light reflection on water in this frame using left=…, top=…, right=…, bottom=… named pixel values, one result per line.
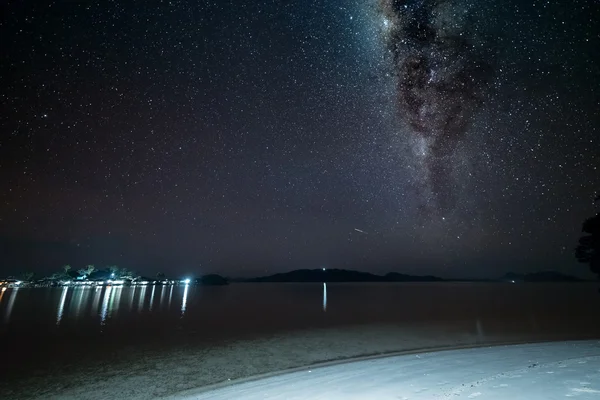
left=0, top=284, right=333, bottom=328
left=3, top=288, right=19, bottom=324
left=100, top=286, right=112, bottom=325
left=21, top=284, right=197, bottom=327
left=111, top=286, right=123, bottom=317
left=149, top=285, right=156, bottom=312
left=91, top=287, right=102, bottom=316
left=2, top=284, right=600, bottom=343
left=128, top=285, right=136, bottom=311
left=137, top=285, right=147, bottom=313
left=44, top=285, right=190, bottom=327
left=159, top=285, right=166, bottom=310
left=181, top=284, right=189, bottom=316
left=323, top=283, right=327, bottom=312
left=56, top=287, right=68, bottom=325
left=72, top=287, right=88, bottom=318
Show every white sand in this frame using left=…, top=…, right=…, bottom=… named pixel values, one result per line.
left=1, top=324, right=598, bottom=399
left=171, top=340, right=600, bottom=399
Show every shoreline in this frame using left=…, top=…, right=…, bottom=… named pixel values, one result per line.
left=3, top=323, right=600, bottom=399
left=169, top=340, right=600, bottom=399
left=166, top=337, right=591, bottom=400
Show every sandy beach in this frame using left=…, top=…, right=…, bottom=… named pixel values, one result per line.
left=172, top=340, right=600, bottom=399
left=2, top=320, right=599, bottom=400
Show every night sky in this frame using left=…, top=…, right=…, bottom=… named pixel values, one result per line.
left=1, top=0, right=598, bottom=279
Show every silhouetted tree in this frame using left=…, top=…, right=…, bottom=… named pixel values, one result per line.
left=576, top=195, right=600, bottom=279
left=58, top=265, right=72, bottom=279
left=156, top=272, right=166, bottom=280
left=21, top=272, right=35, bottom=281
left=108, top=265, right=120, bottom=276
left=120, top=268, right=135, bottom=279
left=78, top=264, right=96, bottom=278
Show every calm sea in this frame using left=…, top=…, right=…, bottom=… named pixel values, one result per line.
left=1, top=282, right=600, bottom=381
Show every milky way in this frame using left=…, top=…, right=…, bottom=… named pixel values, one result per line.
left=379, top=0, right=495, bottom=212
left=0, top=0, right=598, bottom=278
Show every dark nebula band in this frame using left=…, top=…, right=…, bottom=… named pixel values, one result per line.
left=379, top=0, right=495, bottom=212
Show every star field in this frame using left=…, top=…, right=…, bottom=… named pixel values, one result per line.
left=0, top=0, right=598, bottom=278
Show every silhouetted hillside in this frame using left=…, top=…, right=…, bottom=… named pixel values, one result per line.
left=196, top=274, right=229, bottom=285
left=384, top=272, right=444, bottom=282
left=246, top=269, right=444, bottom=283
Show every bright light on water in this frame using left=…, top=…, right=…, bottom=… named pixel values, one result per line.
left=110, top=286, right=122, bottom=317
left=73, top=286, right=87, bottom=318
left=149, top=285, right=156, bottom=311
left=100, top=286, right=112, bottom=325
left=159, top=285, right=166, bottom=310
left=323, top=283, right=327, bottom=312
left=138, top=285, right=147, bottom=312
left=4, top=288, right=19, bottom=324
left=91, top=287, right=102, bottom=316
left=128, top=285, right=136, bottom=311
left=181, top=284, right=189, bottom=316
left=56, top=286, right=68, bottom=325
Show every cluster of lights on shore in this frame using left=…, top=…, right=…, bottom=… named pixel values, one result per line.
left=1, top=276, right=193, bottom=288
left=56, top=277, right=192, bottom=287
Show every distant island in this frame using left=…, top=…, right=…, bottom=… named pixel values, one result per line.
left=196, top=274, right=229, bottom=286
left=245, top=268, right=444, bottom=283
left=241, top=268, right=589, bottom=283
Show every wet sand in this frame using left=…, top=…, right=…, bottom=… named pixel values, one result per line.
left=2, top=322, right=599, bottom=399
